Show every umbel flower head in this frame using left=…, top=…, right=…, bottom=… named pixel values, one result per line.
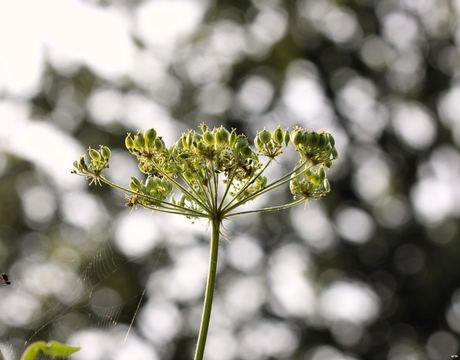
left=72, top=123, right=338, bottom=360
left=72, top=124, right=338, bottom=221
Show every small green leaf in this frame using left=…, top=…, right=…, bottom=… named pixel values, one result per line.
left=20, top=341, right=80, bottom=360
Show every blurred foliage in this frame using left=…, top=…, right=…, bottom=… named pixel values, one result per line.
left=2, top=0, right=460, bottom=359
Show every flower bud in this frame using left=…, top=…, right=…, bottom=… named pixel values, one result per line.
left=273, top=127, right=284, bottom=145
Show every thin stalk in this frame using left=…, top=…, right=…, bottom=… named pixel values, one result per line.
left=194, top=216, right=221, bottom=360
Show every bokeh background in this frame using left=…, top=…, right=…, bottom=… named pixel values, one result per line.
left=0, top=0, right=459, bottom=359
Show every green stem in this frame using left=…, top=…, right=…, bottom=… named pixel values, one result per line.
left=194, top=216, right=221, bottom=360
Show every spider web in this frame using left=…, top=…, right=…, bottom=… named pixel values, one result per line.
left=0, top=237, right=162, bottom=360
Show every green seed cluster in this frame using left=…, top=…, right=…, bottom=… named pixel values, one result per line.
left=72, top=123, right=338, bottom=218
left=254, top=127, right=290, bottom=159
left=287, top=127, right=337, bottom=200
left=71, top=145, right=111, bottom=185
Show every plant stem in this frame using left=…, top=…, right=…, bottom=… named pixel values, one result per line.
left=194, top=217, right=221, bottom=360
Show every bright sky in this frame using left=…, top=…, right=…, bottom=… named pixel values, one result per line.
left=0, top=0, right=204, bottom=190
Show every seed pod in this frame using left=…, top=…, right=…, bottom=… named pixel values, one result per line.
left=318, top=134, right=328, bottom=149
left=304, top=169, right=315, bottom=180
left=240, top=145, right=253, bottom=159
left=324, top=179, right=331, bottom=192
left=145, top=177, right=155, bottom=192
left=258, top=175, right=267, bottom=188
left=310, top=171, right=321, bottom=184
left=258, top=129, right=272, bottom=144
left=217, top=127, right=229, bottom=145
left=203, top=131, right=215, bottom=145
left=125, top=134, right=134, bottom=150
left=273, top=127, right=284, bottom=145
left=331, top=148, right=338, bottom=160
left=290, top=130, right=303, bottom=146
left=254, top=135, right=264, bottom=151
left=229, top=130, right=237, bottom=147
left=144, top=128, right=157, bottom=148
left=79, top=156, right=88, bottom=171
left=154, top=138, right=165, bottom=151
left=89, top=148, right=101, bottom=161
left=101, top=146, right=111, bottom=159
left=196, top=141, right=207, bottom=155
left=200, top=123, right=209, bottom=133
left=183, top=170, right=194, bottom=182
left=129, top=180, right=139, bottom=191
left=307, top=132, right=319, bottom=147
left=130, top=176, right=142, bottom=189
left=327, top=133, right=335, bottom=147
left=134, top=133, right=145, bottom=149
left=284, top=130, right=290, bottom=146
left=318, top=167, right=326, bottom=182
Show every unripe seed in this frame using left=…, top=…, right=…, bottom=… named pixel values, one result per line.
left=284, top=130, right=290, bottom=146
left=327, top=133, right=335, bottom=147
left=324, top=179, right=331, bottom=192
left=200, top=123, right=209, bottom=133
left=89, top=148, right=101, bottom=161
left=318, top=167, right=326, bottom=182
left=240, top=146, right=252, bottom=159
left=307, top=132, right=319, bottom=147
left=311, top=172, right=321, bottom=184
left=273, top=128, right=284, bottom=145
left=259, top=129, right=272, bottom=144
left=130, top=176, right=142, bottom=188
left=318, top=134, right=328, bottom=149
left=254, top=135, right=264, bottom=151
left=154, top=138, right=165, bottom=151
left=129, top=181, right=138, bottom=191
left=125, top=134, right=134, bottom=150
left=135, top=133, right=145, bottom=149
left=203, top=131, right=215, bottom=145
left=183, top=171, right=194, bottom=182
left=101, top=146, right=111, bottom=159
left=291, top=130, right=303, bottom=146
left=331, top=148, right=338, bottom=160
left=229, top=130, right=237, bottom=147
left=144, top=128, right=157, bottom=147
left=218, top=128, right=229, bottom=144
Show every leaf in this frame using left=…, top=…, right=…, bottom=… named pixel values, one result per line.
left=20, top=341, right=80, bottom=360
